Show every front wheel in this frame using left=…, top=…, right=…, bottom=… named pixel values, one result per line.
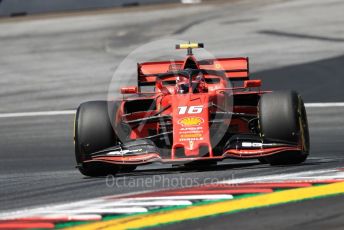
left=119, top=165, right=137, bottom=173
left=74, top=101, right=120, bottom=176
left=259, top=91, right=310, bottom=165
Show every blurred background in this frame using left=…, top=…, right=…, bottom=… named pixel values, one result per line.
left=0, top=0, right=344, bottom=112
left=1, top=0, right=343, bottom=114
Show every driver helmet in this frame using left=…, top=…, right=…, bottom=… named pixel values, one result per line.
left=192, top=74, right=207, bottom=93
left=176, top=76, right=189, bottom=94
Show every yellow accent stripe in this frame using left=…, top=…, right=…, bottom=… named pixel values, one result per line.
left=66, top=181, right=344, bottom=230
left=178, top=43, right=200, bottom=49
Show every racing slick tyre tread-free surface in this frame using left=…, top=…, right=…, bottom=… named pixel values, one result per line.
left=74, top=101, right=120, bottom=176
left=259, top=91, right=310, bottom=165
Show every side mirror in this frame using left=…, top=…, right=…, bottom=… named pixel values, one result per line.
left=120, top=86, right=138, bottom=94
left=244, top=80, right=261, bottom=88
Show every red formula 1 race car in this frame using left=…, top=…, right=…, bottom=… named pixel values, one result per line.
left=74, top=43, right=310, bottom=176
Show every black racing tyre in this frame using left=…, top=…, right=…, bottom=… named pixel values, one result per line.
left=74, top=101, right=120, bottom=176
left=119, top=165, right=137, bottom=173
left=259, top=91, right=310, bottom=165
left=258, top=158, right=269, bottom=164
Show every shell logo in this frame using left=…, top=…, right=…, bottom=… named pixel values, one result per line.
left=178, top=117, right=204, bottom=126
left=215, top=63, right=222, bottom=69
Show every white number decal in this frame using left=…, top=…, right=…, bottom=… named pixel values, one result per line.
left=178, top=106, right=188, bottom=115
left=178, top=106, right=203, bottom=114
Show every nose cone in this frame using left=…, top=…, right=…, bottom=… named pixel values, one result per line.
left=171, top=93, right=212, bottom=158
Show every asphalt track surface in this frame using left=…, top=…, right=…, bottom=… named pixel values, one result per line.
left=0, top=0, right=344, bottom=228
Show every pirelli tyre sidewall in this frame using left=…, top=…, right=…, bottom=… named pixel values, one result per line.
left=74, top=101, right=119, bottom=176
left=258, top=91, right=310, bottom=165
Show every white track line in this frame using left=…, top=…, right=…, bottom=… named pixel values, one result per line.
left=0, top=110, right=76, bottom=118
left=0, top=195, right=234, bottom=220
left=19, top=214, right=102, bottom=221
left=124, top=195, right=234, bottom=200
left=94, top=200, right=192, bottom=208
left=0, top=102, right=342, bottom=119
left=0, top=199, right=106, bottom=219
left=35, top=208, right=148, bottom=214
left=305, top=102, right=344, bottom=108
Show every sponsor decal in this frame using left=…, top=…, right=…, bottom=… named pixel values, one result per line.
left=169, top=63, right=182, bottom=71
left=242, top=142, right=263, bottom=148
left=189, top=141, right=194, bottom=149
left=181, top=133, right=202, bottom=138
left=107, top=148, right=143, bottom=156
left=178, top=117, right=204, bottom=127
left=180, top=127, right=203, bottom=131
left=180, top=137, right=204, bottom=141
left=215, top=63, right=222, bottom=69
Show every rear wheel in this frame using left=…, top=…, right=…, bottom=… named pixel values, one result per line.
left=259, top=91, right=309, bottom=165
left=74, top=101, right=120, bottom=176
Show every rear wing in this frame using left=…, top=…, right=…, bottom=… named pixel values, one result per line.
left=198, top=57, right=249, bottom=80
left=137, top=60, right=184, bottom=86
left=137, top=57, right=249, bottom=87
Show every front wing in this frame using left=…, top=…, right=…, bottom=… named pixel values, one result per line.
left=83, top=139, right=302, bottom=165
